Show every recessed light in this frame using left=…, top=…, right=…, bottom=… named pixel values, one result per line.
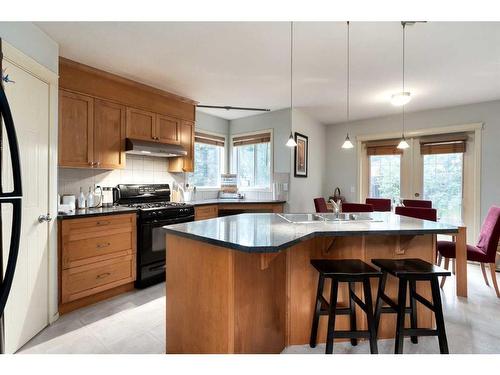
left=391, top=92, right=411, bottom=106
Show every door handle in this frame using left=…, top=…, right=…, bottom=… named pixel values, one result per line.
left=38, top=214, right=52, bottom=223
left=414, top=193, right=420, bottom=198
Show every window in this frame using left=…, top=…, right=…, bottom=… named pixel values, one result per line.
left=232, top=131, right=272, bottom=189
left=366, top=141, right=402, bottom=202
left=186, top=132, right=225, bottom=188
left=421, top=137, right=466, bottom=223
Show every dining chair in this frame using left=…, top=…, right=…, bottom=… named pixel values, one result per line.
left=437, top=206, right=500, bottom=297
left=313, top=197, right=330, bottom=213
left=402, top=199, right=433, bottom=208
left=395, top=206, right=437, bottom=221
left=342, top=203, right=374, bottom=213
left=366, top=198, right=392, bottom=212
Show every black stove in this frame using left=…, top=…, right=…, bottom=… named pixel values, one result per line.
left=115, top=184, right=194, bottom=288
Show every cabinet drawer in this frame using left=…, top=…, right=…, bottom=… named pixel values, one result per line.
left=195, top=205, right=218, bottom=220
left=63, top=231, right=133, bottom=269
left=61, top=255, right=135, bottom=303
left=61, top=213, right=136, bottom=241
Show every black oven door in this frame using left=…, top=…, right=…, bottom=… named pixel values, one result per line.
left=138, top=215, right=194, bottom=267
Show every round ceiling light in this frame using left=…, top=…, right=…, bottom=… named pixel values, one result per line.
left=391, top=91, right=411, bottom=106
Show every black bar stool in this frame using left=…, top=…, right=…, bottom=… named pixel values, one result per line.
left=309, top=259, right=382, bottom=354
left=371, top=258, right=451, bottom=354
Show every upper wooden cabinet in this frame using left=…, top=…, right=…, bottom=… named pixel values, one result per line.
left=126, top=107, right=156, bottom=141
left=59, top=90, right=126, bottom=169
left=156, top=114, right=180, bottom=144
left=58, top=58, right=197, bottom=170
left=94, top=99, right=126, bottom=169
left=168, top=120, right=195, bottom=173
left=59, top=90, right=94, bottom=168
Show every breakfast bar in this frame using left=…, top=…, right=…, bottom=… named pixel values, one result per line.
left=164, top=212, right=464, bottom=354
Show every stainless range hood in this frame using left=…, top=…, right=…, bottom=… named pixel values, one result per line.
left=125, top=138, right=187, bottom=158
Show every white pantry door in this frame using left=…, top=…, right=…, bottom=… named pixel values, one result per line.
left=2, top=57, right=50, bottom=353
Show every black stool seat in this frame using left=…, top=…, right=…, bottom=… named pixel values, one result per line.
left=372, top=258, right=451, bottom=354
left=311, top=259, right=381, bottom=278
left=371, top=258, right=451, bottom=278
left=309, top=259, right=382, bottom=354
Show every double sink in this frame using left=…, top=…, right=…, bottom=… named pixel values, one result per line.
left=277, top=213, right=375, bottom=224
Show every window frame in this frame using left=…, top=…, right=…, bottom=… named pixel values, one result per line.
left=187, top=130, right=227, bottom=191
left=230, top=129, right=273, bottom=192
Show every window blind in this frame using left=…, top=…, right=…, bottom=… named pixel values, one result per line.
left=232, top=132, right=271, bottom=147
left=365, top=139, right=403, bottom=156
left=420, top=133, right=467, bottom=155
left=194, top=132, right=225, bottom=147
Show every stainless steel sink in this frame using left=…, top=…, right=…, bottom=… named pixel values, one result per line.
left=277, top=213, right=374, bottom=224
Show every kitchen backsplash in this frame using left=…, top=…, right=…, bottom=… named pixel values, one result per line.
left=58, top=155, right=287, bottom=202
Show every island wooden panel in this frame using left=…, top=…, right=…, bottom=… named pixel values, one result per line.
left=165, top=232, right=438, bottom=353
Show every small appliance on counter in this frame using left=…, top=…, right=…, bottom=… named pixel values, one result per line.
left=219, top=174, right=243, bottom=199
left=101, top=186, right=116, bottom=207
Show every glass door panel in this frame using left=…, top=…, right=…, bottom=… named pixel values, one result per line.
left=368, top=155, right=401, bottom=202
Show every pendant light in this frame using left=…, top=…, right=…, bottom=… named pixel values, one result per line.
left=341, top=21, right=354, bottom=149
left=397, top=22, right=410, bottom=150
left=286, top=21, right=297, bottom=148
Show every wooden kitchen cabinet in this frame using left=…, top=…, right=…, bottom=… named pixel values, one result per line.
left=156, top=114, right=180, bottom=144
left=94, top=99, right=126, bottom=169
left=168, top=120, right=195, bottom=172
left=126, top=107, right=156, bottom=141
left=58, top=90, right=94, bottom=168
left=58, top=213, right=136, bottom=314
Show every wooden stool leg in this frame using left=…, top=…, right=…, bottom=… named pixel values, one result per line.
left=373, top=272, right=387, bottom=335
left=480, top=263, right=490, bottom=286
left=394, top=278, right=408, bottom=354
left=363, top=278, right=378, bottom=354
left=348, top=281, right=358, bottom=346
left=437, top=253, right=443, bottom=266
left=440, top=258, right=450, bottom=288
left=409, top=279, right=418, bottom=344
left=310, top=274, right=325, bottom=348
left=489, top=263, right=500, bottom=298
left=430, top=277, right=449, bottom=354
left=325, top=279, right=339, bottom=354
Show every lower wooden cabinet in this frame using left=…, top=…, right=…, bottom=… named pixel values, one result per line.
left=58, top=213, right=136, bottom=313
left=194, top=205, right=219, bottom=220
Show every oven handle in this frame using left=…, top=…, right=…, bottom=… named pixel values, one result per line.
left=148, top=215, right=194, bottom=226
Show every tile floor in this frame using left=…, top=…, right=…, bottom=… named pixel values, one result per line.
left=18, top=264, right=500, bottom=354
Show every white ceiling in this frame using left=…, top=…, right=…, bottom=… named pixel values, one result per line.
left=37, top=22, right=500, bottom=124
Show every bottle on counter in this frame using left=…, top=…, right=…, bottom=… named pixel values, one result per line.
left=87, top=186, right=95, bottom=208
left=77, top=187, right=86, bottom=209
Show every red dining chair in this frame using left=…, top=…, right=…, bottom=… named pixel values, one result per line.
left=342, top=203, right=374, bottom=213
left=366, top=198, right=391, bottom=212
left=313, top=198, right=330, bottom=213
left=395, top=206, right=437, bottom=221
left=403, top=199, right=433, bottom=208
left=438, top=206, right=500, bottom=297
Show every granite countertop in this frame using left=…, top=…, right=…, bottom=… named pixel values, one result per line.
left=163, top=212, right=458, bottom=253
left=57, top=205, right=138, bottom=220
left=190, top=199, right=286, bottom=206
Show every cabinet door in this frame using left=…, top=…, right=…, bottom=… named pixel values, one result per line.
left=156, top=114, right=180, bottom=144
left=125, top=107, right=156, bottom=141
left=94, top=99, right=126, bottom=169
left=168, top=120, right=194, bottom=172
left=59, top=90, right=94, bottom=167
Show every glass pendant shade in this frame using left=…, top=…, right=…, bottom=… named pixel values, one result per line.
left=341, top=134, right=354, bottom=149
left=397, top=136, right=410, bottom=149
left=286, top=132, right=297, bottom=147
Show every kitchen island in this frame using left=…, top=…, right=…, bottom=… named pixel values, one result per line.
left=164, top=212, right=465, bottom=354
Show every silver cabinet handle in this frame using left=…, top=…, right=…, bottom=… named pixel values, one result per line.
left=38, top=214, right=52, bottom=223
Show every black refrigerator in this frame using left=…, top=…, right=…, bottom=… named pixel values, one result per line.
left=0, top=38, right=23, bottom=354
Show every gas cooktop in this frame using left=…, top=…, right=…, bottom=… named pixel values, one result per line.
left=123, top=201, right=191, bottom=210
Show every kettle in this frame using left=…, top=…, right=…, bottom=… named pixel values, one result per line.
left=101, top=187, right=115, bottom=207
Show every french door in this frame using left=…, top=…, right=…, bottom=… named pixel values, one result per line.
left=362, top=132, right=476, bottom=239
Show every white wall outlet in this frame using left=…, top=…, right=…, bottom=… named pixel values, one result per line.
left=283, top=183, right=288, bottom=192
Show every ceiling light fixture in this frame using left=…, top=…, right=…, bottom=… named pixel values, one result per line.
left=342, top=21, right=354, bottom=149
left=286, top=21, right=297, bottom=148
left=397, top=21, right=410, bottom=150
left=390, top=91, right=411, bottom=106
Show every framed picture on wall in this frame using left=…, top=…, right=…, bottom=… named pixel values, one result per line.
left=294, top=132, right=308, bottom=178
